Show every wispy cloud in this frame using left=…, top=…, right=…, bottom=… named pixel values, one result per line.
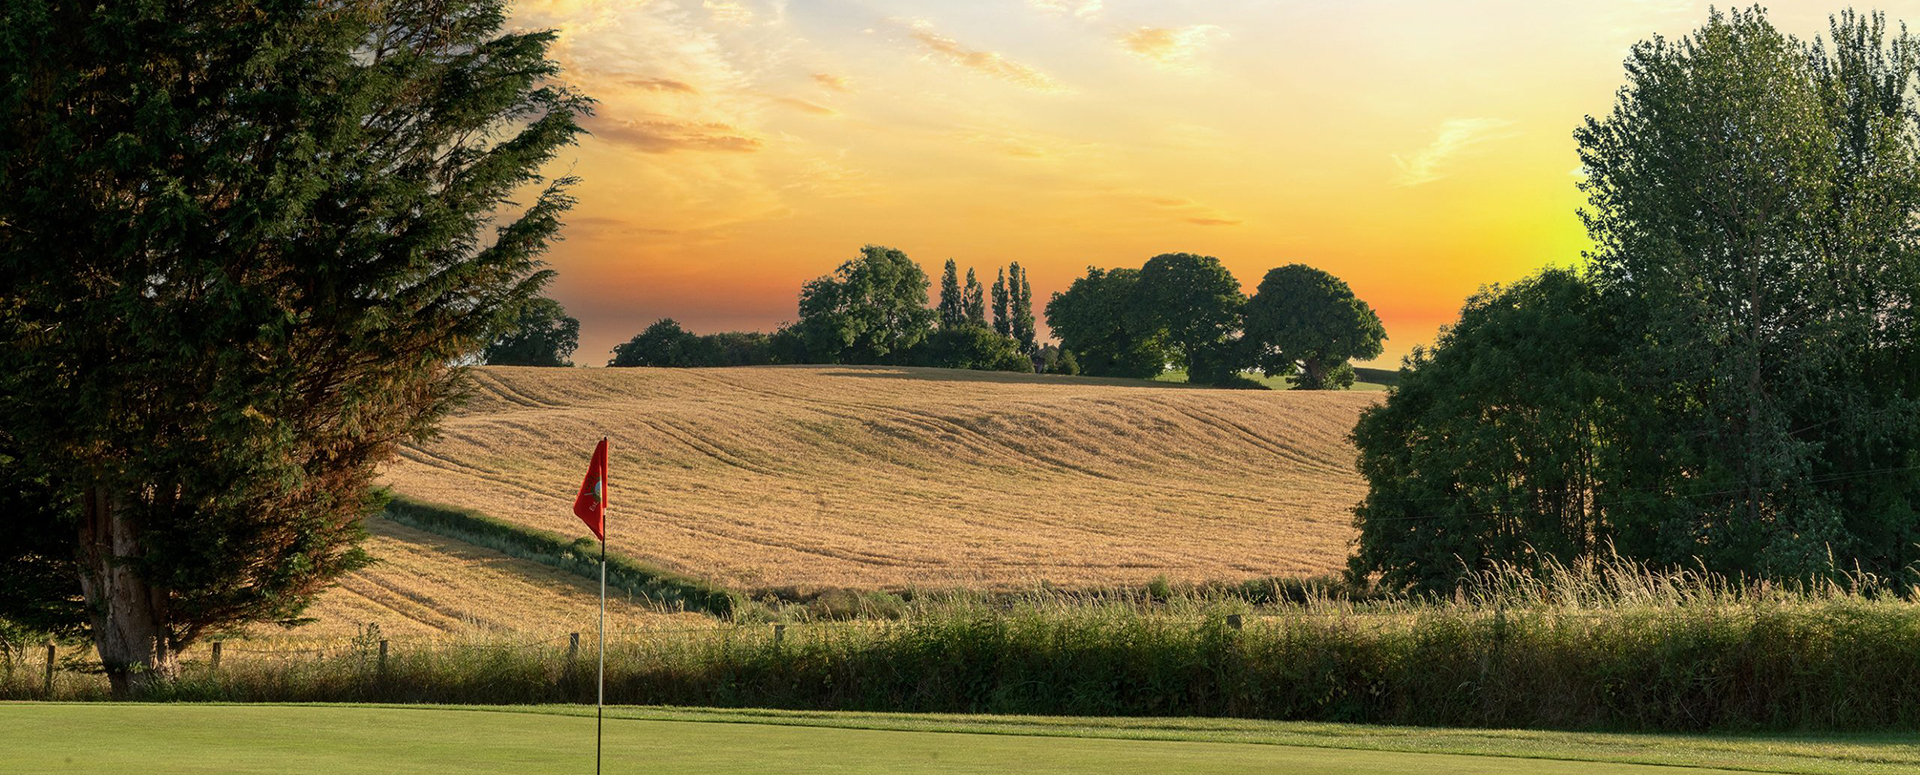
left=769, top=96, right=837, bottom=116
left=622, top=76, right=699, bottom=93
left=905, top=20, right=1063, bottom=92
left=1030, top=0, right=1103, bottom=20
left=1119, top=25, right=1226, bottom=67
left=811, top=73, right=852, bottom=92
left=585, top=116, right=764, bottom=154
left=1392, top=118, right=1516, bottom=186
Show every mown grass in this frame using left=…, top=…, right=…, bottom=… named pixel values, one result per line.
left=11, top=703, right=1871, bottom=775
left=10, top=558, right=1918, bottom=733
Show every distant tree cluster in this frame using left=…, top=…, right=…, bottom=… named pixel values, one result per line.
left=1352, top=9, right=1920, bottom=593
left=484, top=298, right=581, bottom=367
left=608, top=320, right=775, bottom=368
left=1047, top=254, right=1385, bottom=388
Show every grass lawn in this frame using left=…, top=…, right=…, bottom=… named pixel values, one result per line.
left=5, top=704, right=1916, bottom=775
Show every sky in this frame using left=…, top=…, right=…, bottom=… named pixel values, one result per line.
left=508, top=0, right=1920, bottom=366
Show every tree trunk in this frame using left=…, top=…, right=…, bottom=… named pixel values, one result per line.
left=76, top=485, right=176, bottom=698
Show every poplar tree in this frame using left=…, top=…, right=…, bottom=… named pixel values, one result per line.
left=0, top=0, right=586, bottom=694
left=1010, top=262, right=1038, bottom=355
left=937, top=259, right=966, bottom=329
left=963, top=268, right=988, bottom=326
left=991, top=268, right=1012, bottom=337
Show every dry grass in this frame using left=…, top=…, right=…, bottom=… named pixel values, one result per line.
left=379, top=365, right=1378, bottom=592
left=277, top=516, right=710, bottom=648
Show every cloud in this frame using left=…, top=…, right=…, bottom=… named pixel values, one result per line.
left=584, top=115, right=764, bottom=154
left=1392, top=118, right=1516, bottom=186
left=703, top=0, right=753, bottom=24
left=905, top=21, right=1063, bottom=92
left=622, top=76, right=699, bottom=93
left=811, top=73, right=852, bottom=92
left=1186, top=217, right=1240, bottom=226
left=769, top=96, right=837, bottom=116
left=1030, top=0, right=1103, bottom=19
left=1120, top=25, right=1226, bottom=67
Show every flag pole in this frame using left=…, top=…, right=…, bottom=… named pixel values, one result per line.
left=597, top=437, right=607, bottom=775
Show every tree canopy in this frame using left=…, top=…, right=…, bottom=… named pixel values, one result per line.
left=795, top=245, right=936, bottom=364
left=0, top=0, right=585, bottom=693
left=484, top=297, right=580, bottom=367
left=1243, top=265, right=1386, bottom=390
left=1045, top=267, right=1170, bottom=379
left=1128, top=253, right=1245, bottom=384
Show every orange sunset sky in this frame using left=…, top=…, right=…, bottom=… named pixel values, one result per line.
left=510, top=0, right=1920, bottom=366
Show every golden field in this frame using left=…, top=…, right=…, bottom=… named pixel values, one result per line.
left=378, top=366, right=1378, bottom=593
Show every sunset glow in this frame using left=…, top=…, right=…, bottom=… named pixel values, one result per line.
left=512, top=0, right=1916, bottom=365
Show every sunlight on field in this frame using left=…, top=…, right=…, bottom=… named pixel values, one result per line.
left=379, top=366, right=1378, bottom=592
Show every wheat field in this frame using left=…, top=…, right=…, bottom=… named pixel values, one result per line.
left=379, top=365, right=1379, bottom=592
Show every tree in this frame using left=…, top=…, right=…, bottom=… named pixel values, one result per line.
left=1045, top=267, right=1170, bottom=378
left=1242, top=265, right=1386, bottom=390
left=963, top=269, right=988, bottom=326
left=1038, top=344, right=1079, bottom=375
left=1129, top=253, right=1246, bottom=385
left=937, top=259, right=966, bottom=329
left=0, top=0, right=585, bottom=694
left=1349, top=270, right=1635, bottom=592
left=484, top=298, right=581, bottom=367
left=1010, top=262, right=1038, bottom=355
left=991, top=268, right=1011, bottom=337
left=795, top=245, right=935, bottom=364
left=609, top=319, right=699, bottom=367
left=921, top=325, right=1033, bottom=372
left=1577, top=7, right=1920, bottom=578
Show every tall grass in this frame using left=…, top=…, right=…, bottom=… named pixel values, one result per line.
left=10, top=555, right=1919, bottom=732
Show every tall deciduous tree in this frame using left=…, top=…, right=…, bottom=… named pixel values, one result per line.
left=1578, top=7, right=1920, bottom=577
left=484, top=298, right=581, bottom=367
left=1045, top=267, right=1169, bottom=378
left=1129, top=253, right=1246, bottom=385
left=1009, top=262, right=1038, bottom=355
left=1242, top=265, right=1386, bottom=390
left=963, top=268, right=988, bottom=326
left=795, top=245, right=935, bottom=364
left=991, top=268, right=1011, bottom=337
left=0, top=0, right=586, bottom=693
left=937, top=259, right=966, bottom=329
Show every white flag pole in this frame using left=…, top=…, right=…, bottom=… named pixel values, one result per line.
left=597, top=437, right=607, bottom=775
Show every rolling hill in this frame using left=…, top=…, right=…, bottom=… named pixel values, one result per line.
left=377, top=365, right=1380, bottom=593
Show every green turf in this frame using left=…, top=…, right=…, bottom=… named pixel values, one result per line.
left=6, top=704, right=1917, bottom=775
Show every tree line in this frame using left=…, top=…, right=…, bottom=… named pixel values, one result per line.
left=1351, top=8, right=1920, bottom=593
left=493, top=247, right=1386, bottom=390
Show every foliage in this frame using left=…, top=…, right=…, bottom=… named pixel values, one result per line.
left=1038, top=344, right=1079, bottom=375
left=609, top=318, right=698, bottom=367
left=991, top=267, right=1011, bottom=337
left=962, top=268, right=988, bottom=326
left=1009, top=262, right=1038, bottom=355
left=936, top=259, right=966, bottom=329
left=1243, top=265, right=1385, bottom=390
left=1044, top=267, right=1170, bottom=378
left=1128, top=253, right=1245, bottom=385
left=795, top=245, right=935, bottom=364
left=919, top=325, right=1033, bottom=372
left=483, top=297, right=580, bottom=367
left=1350, top=270, right=1633, bottom=592
left=1355, top=8, right=1920, bottom=592
left=0, top=0, right=585, bottom=692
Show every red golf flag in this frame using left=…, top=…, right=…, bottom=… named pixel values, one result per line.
left=573, top=438, right=608, bottom=541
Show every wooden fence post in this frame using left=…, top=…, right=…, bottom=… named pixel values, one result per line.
left=378, top=639, right=389, bottom=675
left=43, top=643, right=55, bottom=697
left=1226, top=614, right=1243, bottom=631
left=210, top=641, right=222, bottom=672
left=774, top=624, right=786, bottom=645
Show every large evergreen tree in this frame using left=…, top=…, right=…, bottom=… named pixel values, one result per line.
left=991, top=268, right=1011, bottom=337
left=484, top=297, right=581, bottom=367
left=0, top=0, right=586, bottom=694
